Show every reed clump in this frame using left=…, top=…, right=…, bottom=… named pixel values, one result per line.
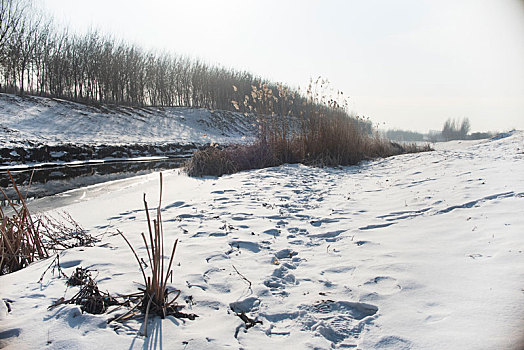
left=0, top=171, right=94, bottom=275
left=185, top=78, right=432, bottom=177
left=185, top=142, right=278, bottom=177
left=0, top=171, right=47, bottom=275
left=117, top=173, right=196, bottom=326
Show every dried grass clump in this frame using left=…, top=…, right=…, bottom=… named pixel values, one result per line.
left=69, top=276, right=118, bottom=314
left=47, top=261, right=119, bottom=315
left=116, top=173, right=196, bottom=331
left=298, top=114, right=366, bottom=166
left=1, top=171, right=95, bottom=275
left=1, top=172, right=47, bottom=275
left=185, top=117, right=429, bottom=177
left=185, top=143, right=278, bottom=177
left=67, top=266, right=93, bottom=286
left=184, top=146, right=237, bottom=177
left=397, top=142, right=433, bottom=153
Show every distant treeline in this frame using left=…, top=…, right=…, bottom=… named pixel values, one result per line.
left=385, top=118, right=494, bottom=143
left=0, top=0, right=359, bottom=126
left=384, top=129, right=426, bottom=142
left=440, top=117, right=495, bottom=141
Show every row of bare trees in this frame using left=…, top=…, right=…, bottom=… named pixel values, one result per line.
left=0, top=1, right=266, bottom=108
left=0, top=0, right=358, bottom=126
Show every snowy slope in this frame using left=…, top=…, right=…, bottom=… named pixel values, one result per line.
left=0, top=131, right=523, bottom=349
left=0, top=93, right=257, bottom=148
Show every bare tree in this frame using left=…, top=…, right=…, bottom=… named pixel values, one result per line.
left=442, top=117, right=470, bottom=140
left=0, top=0, right=27, bottom=51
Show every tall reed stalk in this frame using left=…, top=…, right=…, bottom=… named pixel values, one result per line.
left=119, top=173, right=180, bottom=318
left=0, top=171, right=48, bottom=275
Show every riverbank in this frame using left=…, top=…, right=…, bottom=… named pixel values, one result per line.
left=0, top=93, right=256, bottom=165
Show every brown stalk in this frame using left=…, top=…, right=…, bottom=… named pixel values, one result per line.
left=141, top=292, right=155, bottom=337
left=157, top=173, right=164, bottom=303
left=161, top=239, right=178, bottom=294
left=8, top=171, right=47, bottom=258
left=116, top=173, right=193, bottom=323
left=143, top=194, right=154, bottom=250
left=117, top=229, right=147, bottom=285
left=0, top=187, right=21, bottom=216
left=140, top=232, right=153, bottom=268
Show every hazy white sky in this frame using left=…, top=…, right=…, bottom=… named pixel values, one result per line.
left=39, top=0, right=524, bottom=132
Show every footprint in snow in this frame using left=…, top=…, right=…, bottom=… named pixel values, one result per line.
left=424, top=312, right=450, bottom=323
left=230, top=213, right=254, bottom=221
left=264, top=263, right=298, bottom=291
left=229, top=297, right=260, bottom=314
left=0, top=328, right=21, bottom=348
left=263, top=228, right=280, bottom=237
left=262, top=300, right=378, bottom=346
left=320, top=266, right=355, bottom=275
left=228, top=240, right=266, bottom=253
left=355, top=240, right=374, bottom=246
left=362, top=276, right=402, bottom=296
left=468, top=253, right=491, bottom=260
left=274, top=249, right=298, bottom=259
left=372, top=335, right=412, bottom=349
left=163, top=200, right=188, bottom=209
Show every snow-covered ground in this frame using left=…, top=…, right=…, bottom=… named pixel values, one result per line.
left=0, top=93, right=256, bottom=148
left=1, top=131, right=523, bottom=349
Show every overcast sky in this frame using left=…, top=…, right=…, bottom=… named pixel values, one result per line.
left=39, top=0, right=524, bottom=132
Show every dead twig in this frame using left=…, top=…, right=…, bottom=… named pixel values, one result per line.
left=48, top=272, right=119, bottom=314
left=232, top=264, right=252, bottom=292
left=237, top=312, right=262, bottom=329
left=38, top=254, right=67, bottom=283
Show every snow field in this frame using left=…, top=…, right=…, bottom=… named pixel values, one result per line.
left=0, top=131, right=523, bottom=349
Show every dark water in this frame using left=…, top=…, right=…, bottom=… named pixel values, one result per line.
left=1, top=158, right=186, bottom=203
